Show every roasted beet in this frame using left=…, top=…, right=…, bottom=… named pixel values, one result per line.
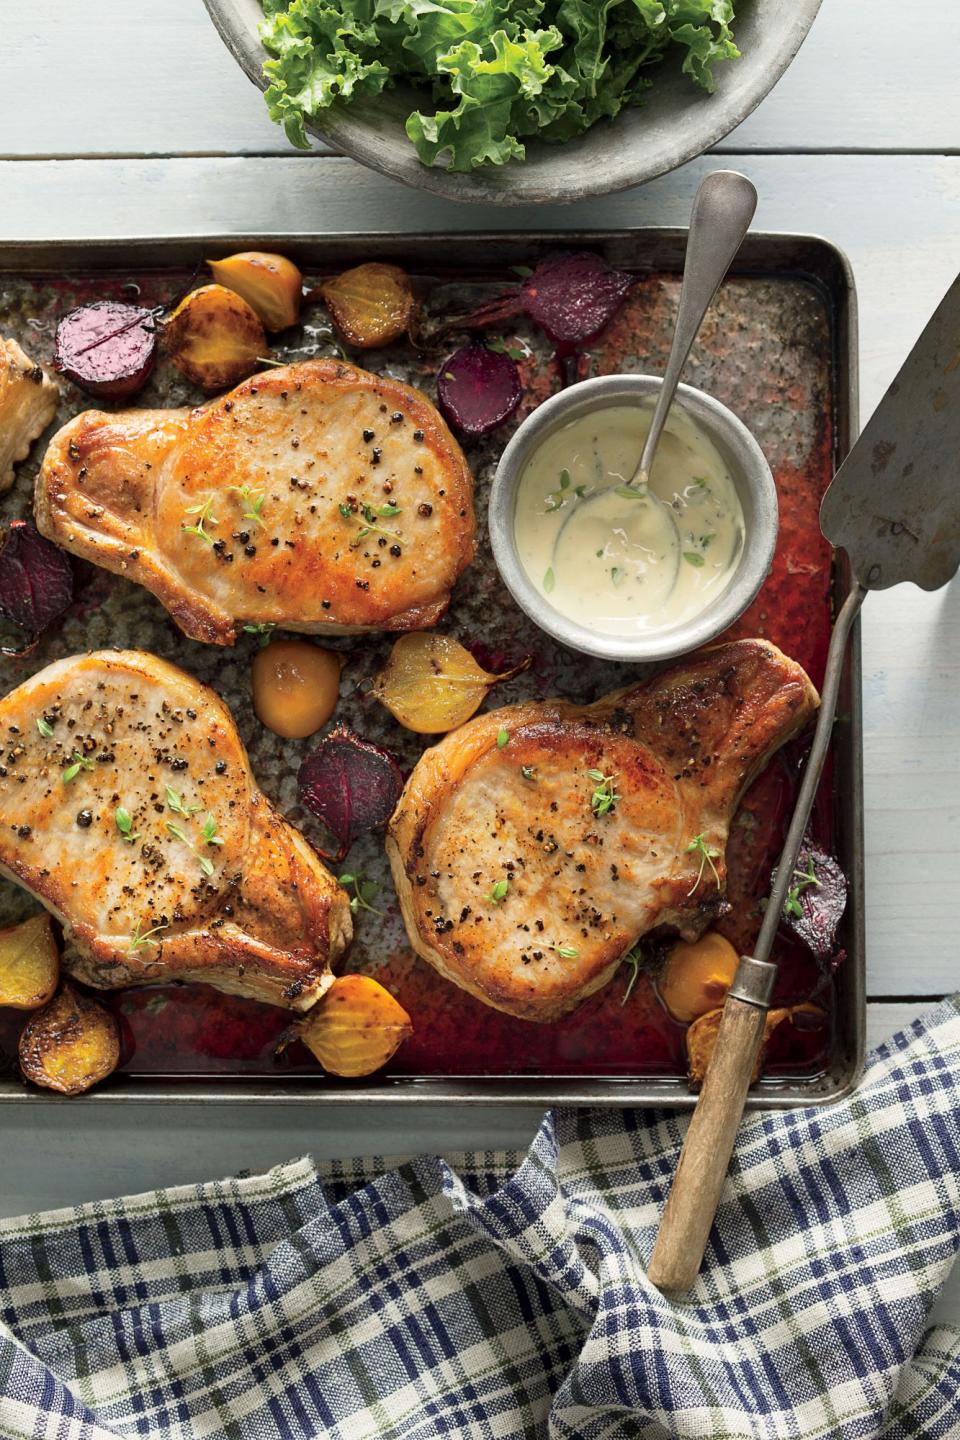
left=522, top=252, right=635, bottom=345
left=54, top=300, right=156, bottom=400
left=446, top=252, right=634, bottom=349
left=437, top=343, right=522, bottom=437
left=0, top=521, right=74, bottom=654
left=298, top=723, right=403, bottom=862
left=773, top=842, right=847, bottom=965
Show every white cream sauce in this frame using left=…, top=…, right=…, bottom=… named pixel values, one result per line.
left=514, top=402, right=745, bottom=636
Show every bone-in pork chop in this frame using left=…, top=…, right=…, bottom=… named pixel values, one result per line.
left=35, top=359, right=475, bottom=644
left=0, top=337, right=58, bottom=492
left=388, top=640, right=817, bottom=1021
left=0, top=649, right=351, bottom=1008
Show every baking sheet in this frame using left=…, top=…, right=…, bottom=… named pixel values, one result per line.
left=0, top=230, right=863, bottom=1105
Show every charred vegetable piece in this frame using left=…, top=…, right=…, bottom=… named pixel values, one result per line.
left=523, top=252, right=635, bottom=345
left=318, top=263, right=416, bottom=349
left=448, top=252, right=634, bottom=348
left=252, top=637, right=342, bottom=739
left=657, top=931, right=739, bottom=1023
left=298, top=723, right=403, bottom=862
left=371, top=632, right=530, bottom=734
left=0, top=521, right=74, bottom=656
left=436, top=343, right=522, bottom=437
left=293, top=973, right=412, bottom=1078
left=207, top=251, right=303, bottom=332
left=54, top=300, right=157, bottom=400
left=164, top=284, right=267, bottom=393
left=773, top=842, right=848, bottom=964
left=18, top=982, right=120, bottom=1095
left=0, top=913, right=59, bottom=1010
left=686, top=1001, right=827, bottom=1089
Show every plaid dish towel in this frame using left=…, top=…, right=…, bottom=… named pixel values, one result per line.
left=3, top=1000, right=960, bottom=1440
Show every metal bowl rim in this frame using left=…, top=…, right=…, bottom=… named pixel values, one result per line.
left=201, top=0, right=824, bottom=205
left=488, top=374, right=779, bottom=663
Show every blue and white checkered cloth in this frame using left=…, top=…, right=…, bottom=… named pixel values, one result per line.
left=2, top=997, right=960, bottom=1439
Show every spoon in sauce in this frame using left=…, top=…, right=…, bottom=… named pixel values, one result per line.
left=536, top=173, right=757, bottom=632
left=628, top=169, right=758, bottom=491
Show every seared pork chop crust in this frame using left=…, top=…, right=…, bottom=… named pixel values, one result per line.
left=0, top=337, right=59, bottom=492
left=35, top=359, right=475, bottom=644
left=0, top=650, right=351, bottom=1009
left=388, top=640, right=818, bottom=1021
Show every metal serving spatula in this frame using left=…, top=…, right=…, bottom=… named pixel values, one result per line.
left=647, top=271, right=960, bottom=1294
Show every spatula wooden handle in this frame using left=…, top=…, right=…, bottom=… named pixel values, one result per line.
left=647, top=958, right=775, bottom=1294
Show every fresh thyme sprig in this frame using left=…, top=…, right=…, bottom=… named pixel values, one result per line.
left=229, top=484, right=266, bottom=529
left=62, top=751, right=95, bottom=785
left=200, top=815, right=225, bottom=849
left=488, top=878, right=510, bottom=905
left=181, top=495, right=218, bottom=545
left=587, top=769, right=621, bottom=818
left=166, top=786, right=201, bottom=817
left=114, top=807, right=141, bottom=845
left=128, top=919, right=168, bottom=954
left=620, top=944, right=643, bottom=1005
left=339, top=500, right=402, bottom=547
left=36, top=717, right=53, bottom=739
left=339, top=873, right=382, bottom=916
left=165, top=810, right=222, bottom=878
left=547, top=942, right=579, bottom=960
left=686, top=833, right=721, bottom=895
left=784, top=858, right=821, bottom=918
left=544, top=469, right=591, bottom=513
left=243, top=622, right=276, bottom=648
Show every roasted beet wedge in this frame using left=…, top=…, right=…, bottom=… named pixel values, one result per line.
left=437, top=343, right=522, bottom=436
left=54, top=301, right=157, bottom=400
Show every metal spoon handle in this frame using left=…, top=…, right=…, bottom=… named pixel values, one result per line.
left=631, top=170, right=758, bottom=486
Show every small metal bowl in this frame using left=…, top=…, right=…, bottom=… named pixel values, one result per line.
left=489, top=375, right=778, bottom=663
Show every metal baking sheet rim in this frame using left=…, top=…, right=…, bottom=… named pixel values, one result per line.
left=0, top=228, right=864, bottom=1108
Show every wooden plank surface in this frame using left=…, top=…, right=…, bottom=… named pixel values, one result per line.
left=1, top=0, right=957, bottom=160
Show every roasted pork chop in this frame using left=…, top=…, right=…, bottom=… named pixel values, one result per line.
left=35, top=359, right=475, bottom=644
left=0, top=650, right=351, bottom=1008
left=388, top=641, right=818, bottom=1021
left=0, top=337, right=58, bottom=492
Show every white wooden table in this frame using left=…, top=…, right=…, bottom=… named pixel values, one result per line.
left=2, top=0, right=959, bottom=1315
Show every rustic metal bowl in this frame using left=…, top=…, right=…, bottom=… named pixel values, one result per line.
left=202, top=0, right=822, bottom=206
left=489, top=375, right=778, bottom=663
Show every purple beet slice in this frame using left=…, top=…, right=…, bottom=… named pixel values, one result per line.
left=298, top=723, right=403, bottom=863
left=437, top=344, right=522, bottom=437
left=54, top=301, right=156, bottom=400
left=0, top=521, right=74, bottom=655
left=773, top=842, right=848, bottom=966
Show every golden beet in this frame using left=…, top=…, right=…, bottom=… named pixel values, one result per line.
left=0, top=913, right=59, bottom=1010
left=657, top=931, right=739, bottom=1023
left=19, top=982, right=120, bottom=1095
left=208, top=251, right=303, bottom=332
left=164, top=284, right=267, bottom=392
left=370, top=632, right=528, bottom=734
left=685, top=1001, right=827, bottom=1089
left=319, top=263, right=415, bottom=349
left=297, top=974, right=412, bottom=1077
left=251, top=638, right=342, bottom=739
